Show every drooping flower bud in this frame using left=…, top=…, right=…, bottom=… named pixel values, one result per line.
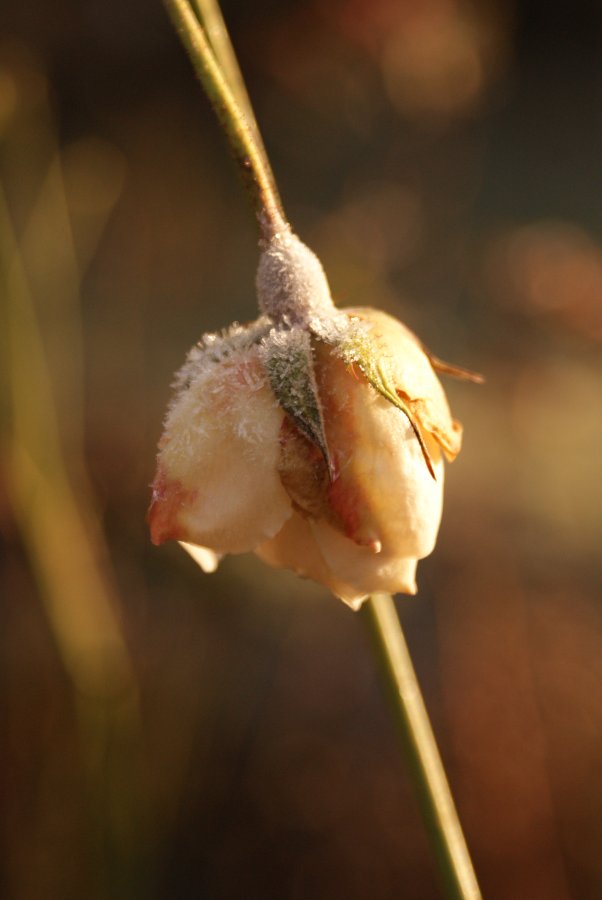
left=149, top=232, right=479, bottom=609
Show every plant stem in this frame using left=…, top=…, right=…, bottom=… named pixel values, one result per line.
left=163, top=0, right=286, bottom=240
left=191, top=0, right=283, bottom=217
left=189, top=0, right=282, bottom=215
left=362, top=593, right=481, bottom=900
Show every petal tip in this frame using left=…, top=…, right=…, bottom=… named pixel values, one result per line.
left=340, top=593, right=370, bottom=611
left=179, top=541, right=221, bottom=573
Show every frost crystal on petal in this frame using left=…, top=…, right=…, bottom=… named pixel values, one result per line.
left=159, top=317, right=277, bottom=469
left=171, top=317, right=272, bottom=398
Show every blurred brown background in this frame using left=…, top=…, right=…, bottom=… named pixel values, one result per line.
left=1, top=0, right=602, bottom=898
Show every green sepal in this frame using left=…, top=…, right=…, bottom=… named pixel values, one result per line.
left=263, top=327, right=334, bottom=479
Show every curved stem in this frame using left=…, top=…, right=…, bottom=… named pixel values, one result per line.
left=362, top=593, right=481, bottom=900
left=163, top=0, right=286, bottom=240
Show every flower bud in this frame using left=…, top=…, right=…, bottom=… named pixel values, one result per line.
left=149, top=270, right=473, bottom=608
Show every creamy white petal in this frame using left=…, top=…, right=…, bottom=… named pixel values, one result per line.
left=344, top=307, right=462, bottom=459
left=256, top=513, right=419, bottom=610
left=315, top=343, right=444, bottom=557
left=332, top=389, right=444, bottom=557
left=255, top=512, right=332, bottom=584
left=150, top=340, right=292, bottom=553
left=309, top=519, right=419, bottom=607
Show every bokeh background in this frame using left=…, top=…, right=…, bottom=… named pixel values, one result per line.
left=1, top=0, right=602, bottom=897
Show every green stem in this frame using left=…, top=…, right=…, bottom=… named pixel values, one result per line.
left=362, top=593, right=481, bottom=900
left=189, top=0, right=283, bottom=216
left=163, top=0, right=286, bottom=240
left=190, top=0, right=253, bottom=121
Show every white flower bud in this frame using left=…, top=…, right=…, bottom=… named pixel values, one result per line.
left=149, top=305, right=471, bottom=609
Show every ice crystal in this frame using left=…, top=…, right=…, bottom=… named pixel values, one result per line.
left=170, top=317, right=271, bottom=399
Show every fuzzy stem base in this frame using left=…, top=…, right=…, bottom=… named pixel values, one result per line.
left=361, top=593, right=481, bottom=900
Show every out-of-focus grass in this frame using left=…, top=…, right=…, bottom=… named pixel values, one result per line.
left=0, top=86, right=146, bottom=897
left=1, top=4, right=602, bottom=899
